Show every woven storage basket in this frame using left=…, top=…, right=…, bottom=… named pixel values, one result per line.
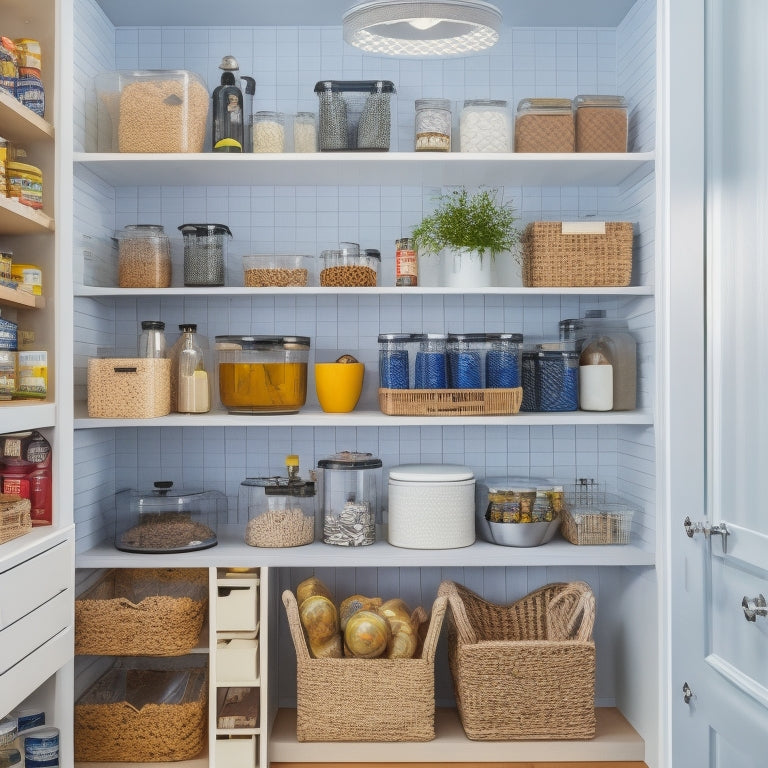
left=439, top=580, right=596, bottom=740
left=74, top=657, right=207, bottom=762
left=0, top=494, right=32, bottom=544
left=522, top=221, right=633, bottom=287
left=75, top=568, right=208, bottom=656
left=282, top=589, right=447, bottom=742
left=379, top=387, right=522, bottom=416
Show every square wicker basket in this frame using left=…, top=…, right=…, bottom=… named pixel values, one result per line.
left=0, top=494, right=32, bottom=545
left=282, top=588, right=447, bottom=742
left=75, top=568, right=208, bottom=656
left=378, top=387, right=522, bottom=416
left=74, top=657, right=207, bottom=762
left=522, top=221, right=633, bottom=287
left=439, top=580, right=596, bottom=741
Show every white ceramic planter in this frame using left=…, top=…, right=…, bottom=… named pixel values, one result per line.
left=442, top=248, right=494, bottom=288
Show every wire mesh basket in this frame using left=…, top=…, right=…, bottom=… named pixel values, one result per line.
left=562, top=480, right=637, bottom=545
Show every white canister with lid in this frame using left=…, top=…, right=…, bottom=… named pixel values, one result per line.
left=387, top=464, right=475, bottom=549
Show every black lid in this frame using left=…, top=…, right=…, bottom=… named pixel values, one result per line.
left=314, top=80, right=395, bottom=94
left=447, top=333, right=489, bottom=342
left=221, top=71, right=236, bottom=85
left=486, top=332, right=523, bottom=343
left=141, top=320, right=165, bottom=330
left=364, top=248, right=381, bottom=261
left=411, top=332, right=448, bottom=342
left=178, top=223, right=233, bottom=237
left=378, top=332, right=414, bottom=343
left=317, top=451, right=382, bottom=470
left=241, top=476, right=316, bottom=497
left=179, top=323, right=198, bottom=333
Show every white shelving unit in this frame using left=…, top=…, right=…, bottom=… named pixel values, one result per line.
left=64, top=0, right=663, bottom=766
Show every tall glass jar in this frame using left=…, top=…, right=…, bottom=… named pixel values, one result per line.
left=293, top=111, right=317, bottom=152
left=460, top=99, right=511, bottom=152
left=176, top=324, right=210, bottom=414
left=378, top=332, right=412, bottom=389
left=414, top=98, right=451, bottom=152
left=178, top=223, right=232, bottom=287
left=413, top=333, right=448, bottom=389
left=138, top=320, right=166, bottom=358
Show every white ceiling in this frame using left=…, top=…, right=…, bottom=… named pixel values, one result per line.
left=94, top=0, right=639, bottom=29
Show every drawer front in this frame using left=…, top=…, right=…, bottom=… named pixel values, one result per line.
left=0, top=588, right=72, bottom=675
left=0, top=537, right=73, bottom=629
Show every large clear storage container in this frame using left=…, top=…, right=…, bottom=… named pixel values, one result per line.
left=115, top=224, right=171, bottom=288
left=94, top=70, right=209, bottom=153
left=114, top=481, right=226, bottom=553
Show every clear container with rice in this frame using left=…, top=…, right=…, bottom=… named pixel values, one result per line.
left=115, top=224, right=171, bottom=288
left=94, top=70, right=209, bottom=153
left=240, top=455, right=316, bottom=547
left=114, top=481, right=226, bottom=553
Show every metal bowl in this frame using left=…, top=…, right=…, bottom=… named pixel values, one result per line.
left=487, top=517, right=561, bottom=547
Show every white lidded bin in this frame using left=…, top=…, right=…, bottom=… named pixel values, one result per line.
left=387, top=464, right=475, bottom=549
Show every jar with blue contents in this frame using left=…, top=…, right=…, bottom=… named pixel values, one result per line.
left=447, top=333, right=486, bottom=388
left=378, top=333, right=413, bottom=389
left=485, top=332, right=523, bottom=388
left=413, top=333, right=448, bottom=389
left=537, top=348, right=579, bottom=411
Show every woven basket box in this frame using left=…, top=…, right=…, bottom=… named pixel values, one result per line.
left=75, top=568, right=208, bottom=656
left=522, top=221, right=633, bottom=287
left=0, top=494, right=32, bottom=545
left=282, top=589, right=447, bottom=742
left=74, top=657, right=207, bottom=762
left=439, top=580, right=596, bottom=741
left=379, top=387, right=522, bottom=417
left=87, top=357, right=171, bottom=418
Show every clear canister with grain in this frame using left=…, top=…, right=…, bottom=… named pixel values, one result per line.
left=414, top=98, right=451, bottom=152
left=514, top=98, right=575, bottom=152
left=115, top=224, right=171, bottom=288
left=574, top=95, right=628, bottom=152
left=318, top=451, right=381, bottom=546
left=293, top=111, right=317, bottom=152
left=460, top=99, right=511, bottom=152
left=243, top=254, right=313, bottom=287
left=319, top=246, right=379, bottom=287
left=252, top=111, right=286, bottom=153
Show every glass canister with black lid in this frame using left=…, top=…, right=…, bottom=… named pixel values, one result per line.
left=114, top=481, right=226, bottom=553
left=241, top=455, right=316, bottom=547
left=178, top=223, right=232, bottom=287
left=447, top=333, right=487, bottom=388
left=378, top=332, right=414, bottom=389
left=485, top=332, right=523, bottom=388
left=318, top=451, right=382, bottom=546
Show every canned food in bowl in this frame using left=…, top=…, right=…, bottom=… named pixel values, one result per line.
left=215, top=335, right=310, bottom=414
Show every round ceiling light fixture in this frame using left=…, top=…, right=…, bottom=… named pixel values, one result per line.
left=343, top=1, right=503, bottom=57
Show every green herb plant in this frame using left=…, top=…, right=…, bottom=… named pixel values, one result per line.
left=411, top=187, right=521, bottom=261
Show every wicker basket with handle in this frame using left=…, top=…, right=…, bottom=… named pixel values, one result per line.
left=522, top=221, right=633, bottom=287
left=282, top=588, right=447, bottom=742
left=438, top=579, right=596, bottom=740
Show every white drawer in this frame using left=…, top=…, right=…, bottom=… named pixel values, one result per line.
left=0, top=538, right=73, bottom=630
left=215, top=735, right=257, bottom=768
left=216, top=637, right=259, bottom=683
left=216, top=576, right=259, bottom=632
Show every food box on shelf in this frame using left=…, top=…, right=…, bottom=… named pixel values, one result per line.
left=87, top=357, right=171, bottom=418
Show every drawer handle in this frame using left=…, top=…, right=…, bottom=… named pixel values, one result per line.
left=742, top=594, right=767, bottom=622
left=113, top=366, right=138, bottom=373
left=218, top=586, right=251, bottom=596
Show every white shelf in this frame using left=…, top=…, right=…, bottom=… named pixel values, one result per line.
left=76, top=525, right=655, bottom=569
left=0, top=401, right=56, bottom=432
left=75, top=284, right=654, bottom=297
left=73, top=402, right=654, bottom=429
left=74, top=151, right=654, bottom=188
left=269, top=707, right=646, bottom=764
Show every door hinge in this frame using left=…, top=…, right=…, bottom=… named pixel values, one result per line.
left=682, top=681, right=693, bottom=704
left=683, top=516, right=729, bottom=554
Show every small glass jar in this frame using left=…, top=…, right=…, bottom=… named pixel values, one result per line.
left=460, top=99, right=511, bottom=152
left=378, top=332, right=413, bottom=389
left=413, top=333, right=448, bottom=389
left=447, top=333, right=487, bottom=388
left=318, top=451, right=382, bottom=547
left=293, top=111, right=317, bottom=153
left=252, top=111, right=286, bottom=153
left=414, top=98, right=451, bottom=152
left=485, top=332, right=523, bottom=388
left=320, top=247, right=379, bottom=287
left=115, top=224, right=171, bottom=288
left=138, top=320, right=166, bottom=358
left=240, top=457, right=316, bottom=548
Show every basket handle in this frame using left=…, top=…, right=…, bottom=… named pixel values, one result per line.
left=281, top=589, right=312, bottom=662
left=547, top=581, right=596, bottom=641
left=420, top=594, right=448, bottom=663
left=437, top=580, right=477, bottom=645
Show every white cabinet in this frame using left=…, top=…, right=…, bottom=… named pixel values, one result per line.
left=65, top=0, right=668, bottom=766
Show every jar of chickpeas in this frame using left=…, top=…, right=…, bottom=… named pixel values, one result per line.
left=115, top=224, right=171, bottom=288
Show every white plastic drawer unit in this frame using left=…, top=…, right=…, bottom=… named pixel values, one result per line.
left=216, top=574, right=260, bottom=632
left=216, top=636, right=259, bottom=684
left=215, top=734, right=257, bottom=768
left=0, top=535, right=74, bottom=675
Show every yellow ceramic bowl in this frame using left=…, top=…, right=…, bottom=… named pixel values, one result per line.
left=314, top=362, right=364, bottom=413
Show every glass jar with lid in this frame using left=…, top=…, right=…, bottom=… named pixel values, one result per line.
left=574, top=95, right=628, bottom=152
left=293, top=111, right=317, bottom=152
left=414, top=98, right=451, bottom=152
left=318, top=451, right=382, bottom=546
left=459, top=99, right=511, bottom=152
left=178, top=223, right=232, bottom=287
left=378, top=332, right=413, bottom=389
left=319, top=246, right=379, bottom=286
left=138, top=320, right=166, bottom=358
left=115, top=224, right=171, bottom=288
left=485, top=332, right=523, bottom=388
left=252, top=111, right=286, bottom=153
left=447, top=332, right=487, bottom=388
left=241, top=455, right=316, bottom=547
left=514, top=98, right=574, bottom=152
left=413, top=333, right=448, bottom=389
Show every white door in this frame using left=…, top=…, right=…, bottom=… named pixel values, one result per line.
left=670, top=0, right=768, bottom=765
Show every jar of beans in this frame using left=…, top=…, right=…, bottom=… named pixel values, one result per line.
left=252, top=111, right=286, bottom=153
left=115, top=224, right=171, bottom=288
left=319, top=246, right=379, bottom=287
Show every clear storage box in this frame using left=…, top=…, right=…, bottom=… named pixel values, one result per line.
left=574, top=95, right=628, bottom=152
left=514, top=98, right=575, bottom=153
left=243, top=254, right=313, bottom=287
left=314, top=80, right=395, bottom=151
left=114, top=481, right=226, bottom=553
left=115, top=224, right=172, bottom=288
left=319, top=246, right=379, bottom=286
left=95, top=70, right=209, bottom=153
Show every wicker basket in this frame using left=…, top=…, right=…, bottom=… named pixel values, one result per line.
left=561, top=503, right=635, bottom=544
left=282, top=589, right=447, bottom=742
left=522, top=221, right=633, bottom=287
left=74, top=657, right=207, bottom=762
left=378, top=387, right=522, bottom=416
left=439, top=580, right=596, bottom=741
left=75, top=568, right=208, bottom=656
left=0, top=494, right=32, bottom=544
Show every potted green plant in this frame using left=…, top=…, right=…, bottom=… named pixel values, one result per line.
left=411, top=187, right=521, bottom=287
